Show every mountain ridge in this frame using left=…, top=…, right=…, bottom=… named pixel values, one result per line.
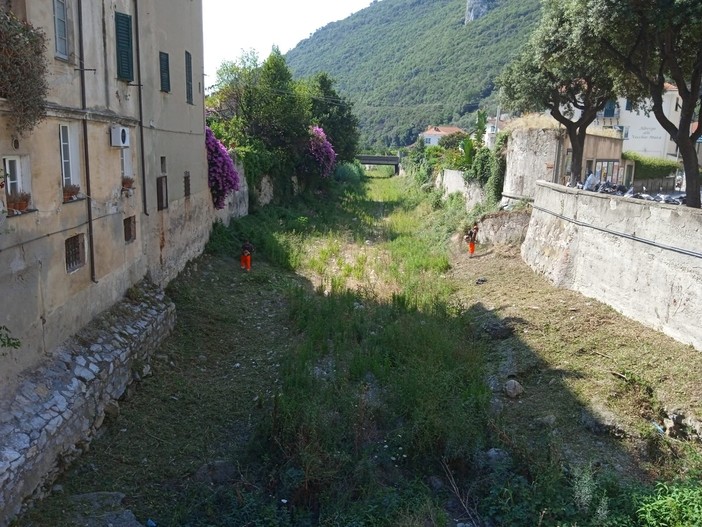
left=286, top=0, right=541, bottom=149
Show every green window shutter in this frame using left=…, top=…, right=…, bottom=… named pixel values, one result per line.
left=185, top=50, right=193, bottom=104
left=115, top=13, right=133, bottom=82
left=159, top=52, right=170, bottom=92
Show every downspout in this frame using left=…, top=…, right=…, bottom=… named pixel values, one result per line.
left=77, top=0, right=98, bottom=283
left=134, top=0, right=148, bottom=215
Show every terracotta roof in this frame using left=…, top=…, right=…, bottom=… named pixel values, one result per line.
left=421, top=125, right=465, bottom=135
left=664, top=82, right=678, bottom=92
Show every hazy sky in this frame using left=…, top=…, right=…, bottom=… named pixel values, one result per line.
left=202, top=0, right=373, bottom=87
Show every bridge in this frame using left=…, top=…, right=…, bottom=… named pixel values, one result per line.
left=355, top=154, right=401, bottom=175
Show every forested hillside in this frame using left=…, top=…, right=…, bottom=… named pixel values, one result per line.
left=286, top=0, right=540, bottom=149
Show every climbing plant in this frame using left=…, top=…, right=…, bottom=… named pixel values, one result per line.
left=0, top=10, right=48, bottom=135
left=205, top=126, right=240, bottom=209
left=0, top=325, right=20, bottom=350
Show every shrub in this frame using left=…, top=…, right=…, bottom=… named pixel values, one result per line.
left=334, top=161, right=364, bottom=184
left=0, top=11, right=48, bottom=135
left=622, top=151, right=680, bottom=180
left=308, top=125, right=337, bottom=179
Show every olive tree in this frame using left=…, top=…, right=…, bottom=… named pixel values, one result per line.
left=498, top=0, right=619, bottom=186
left=586, top=0, right=702, bottom=207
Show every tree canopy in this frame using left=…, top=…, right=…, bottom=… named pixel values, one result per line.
left=208, top=50, right=359, bottom=201
left=498, top=0, right=620, bottom=184
left=586, top=0, right=702, bottom=207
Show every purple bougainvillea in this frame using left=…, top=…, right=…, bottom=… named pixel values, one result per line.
left=309, top=126, right=336, bottom=178
left=205, top=126, right=239, bottom=209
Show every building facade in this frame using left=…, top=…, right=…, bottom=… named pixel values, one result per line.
left=0, top=0, right=212, bottom=396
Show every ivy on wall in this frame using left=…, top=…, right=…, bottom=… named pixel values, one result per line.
left=0, top=10, right=48, bottom=135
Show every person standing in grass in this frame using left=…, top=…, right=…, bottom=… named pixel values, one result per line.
left=463, top=223, right=479, bottom=257
left=240, top=239, right=254, bottom=272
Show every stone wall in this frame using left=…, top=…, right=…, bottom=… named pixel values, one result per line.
left=503, top=128, right=561, bottom=203
left=478, top=209, right=532, bottom=246
left=522, top=181, right=702, bottom=350
left=0, top=280, right=176, bottom=527
left=435, top=169, right=486, bottom=210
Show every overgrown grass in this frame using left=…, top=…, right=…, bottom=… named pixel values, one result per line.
left=17, top=168, right=702, bottom=527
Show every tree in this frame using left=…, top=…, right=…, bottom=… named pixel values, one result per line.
left=498, top=0, right=619, bottom=185
left=302, top=73, right=359, bottom=163
left=586, top=0, right=702, bottom=208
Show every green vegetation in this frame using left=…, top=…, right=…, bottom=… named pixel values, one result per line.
left=208, top=49, right=359, bottom=203
left=19, top=172, right=702, bottom=526
left=622, top=151, right=681, bottom=181
left=497, top=0, right=622, bottom=185
left=0, top=10, right=48, bottom=135
left=285, top=0, right=541, bottom=149
left=0, top=325, right=20, bottom=351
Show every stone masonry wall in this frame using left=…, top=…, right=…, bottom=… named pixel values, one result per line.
left=0, top=280, right=176, bottom=527
left=435, top=169, right=486, bottom=211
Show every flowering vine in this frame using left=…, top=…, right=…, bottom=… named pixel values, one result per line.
left=308, top=126, right=336, bottom=179
left=206, top=126, right=240, bottom=209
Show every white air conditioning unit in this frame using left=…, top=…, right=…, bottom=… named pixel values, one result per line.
left=110, top=126, right=130, bottom=148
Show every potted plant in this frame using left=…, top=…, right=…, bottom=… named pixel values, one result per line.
left=122, top=176, right=135, bottom=189
left=63, top=183, right=80, bottom=202
left=6, top=190, right=31, bottom=213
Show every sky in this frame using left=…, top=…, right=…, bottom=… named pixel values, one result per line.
left=202, top=0, right=373, bottom=87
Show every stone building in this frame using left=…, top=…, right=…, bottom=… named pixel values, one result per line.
left=0, top=0, right=212, bottom=398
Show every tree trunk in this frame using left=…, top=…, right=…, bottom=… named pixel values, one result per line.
left=679, top=140, right=701, bottom=208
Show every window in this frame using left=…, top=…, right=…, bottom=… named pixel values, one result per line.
left=123, top=216, right=136, bottom=243
left=120, top=148, right=133, bottom=181
left=157, top=176, right=168, bottom=210
left=115, top=12, right=133, bottom=81
left=53, top=0, right=68, bottom=59
left=424, top=137, right=431, bottom=145
left=59, top=124, right=73, bottom=187
left=159, top=52, right=170, bottom=92
left=3, top=156, right=22, bottom=195
left=602, top=100, right=617, bottom=118
left=625, top=99, right=633, bottom=111
left=184, top=171, right=191, bottom=198
left=160, top=156, right=167, bottom=174
left=65, top=234, right=85, bottom=272
left=185, top=50, right=193, bottom=104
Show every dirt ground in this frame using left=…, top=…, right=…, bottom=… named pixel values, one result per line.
left=447, top=237, right=702, bottom=482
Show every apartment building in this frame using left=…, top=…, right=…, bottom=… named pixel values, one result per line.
left=0, top=0, right=210, bottom=394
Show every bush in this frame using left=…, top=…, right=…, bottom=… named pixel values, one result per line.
left=622, top=151, right=680, bottom=180
left=334, top=161, right=365, bottom=184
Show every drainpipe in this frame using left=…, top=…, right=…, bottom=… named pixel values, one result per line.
left=134, top=0, right=148, bottom=215
left=77, top=0, right=98, bottom=283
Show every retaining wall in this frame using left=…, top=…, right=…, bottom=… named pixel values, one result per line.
left=435, top=169, right=486, bottom=210
left=0, top=280, right=176, bottom=526
left=522, top=181, right=702, bottom=350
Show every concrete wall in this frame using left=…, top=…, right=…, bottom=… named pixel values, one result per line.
left=522, top=181, right=702, bottom=350
left=435, top=169, right=486, bottom=210
left=0, top=280, right=175, bottom=527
